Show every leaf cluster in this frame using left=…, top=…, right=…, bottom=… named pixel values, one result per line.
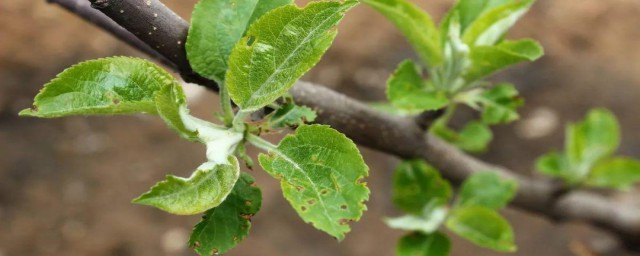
left=387, top=160, right=518, bottom=255
left=364, top=0, right=542, bottom=152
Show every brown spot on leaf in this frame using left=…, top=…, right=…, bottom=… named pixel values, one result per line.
left=300, top=206, right=307, bottom=212
left=339, top=219, right=350, bottom=225
left=112, top=99, right=120, bottom=105
left=340, top=204, right=347, bottom=210
left=240, top=214, right=253, bottom=221
left=245, top=200, right=252, bottom=206
left=295, top=185, right=304, bottom=192
left=320, top=189, right=328, bottom=195
left=307, top=199, right=316, bottom=205
left=192, top=241, right=201, bottom=248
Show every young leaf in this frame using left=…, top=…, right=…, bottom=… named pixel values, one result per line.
left=362, top=0, right=442, bottom=67
left=566, top=109, right=620, bottom=175
left=456, top=121, right=493, bottom=153
left=462, top=0, right=534, bottom=46
left=535, top=152, right=575, bottom=182
left=457, top=172, right=517, bottom=210
left=258, top=124, right=369, bottom=240
left=18, top=57, right=200, bottom=140
left=387, top=60, right=449, bottom=112
left=396, top=232, right=451, bottom=256
left=392, top=160, right=452, bottom=215
left=186, top=0, right=292, bottom=82
left=267, top=103, right=317, bottom=128
left=133, top=157, right=241, bottom=215
left=189, top=173, right=262, bottom=255
left=226, top=1, right=357, bottom=112
left=586, top=157, right=640, bottom=190
left=460, top=84, right=524, bottom=125
left=464, top=39, right=543, bottom=82
left=442, top=0, right=514, bottom=33
left=385, top=207, right=448, bottom=234
left=446, top=207, right=516, bottom=252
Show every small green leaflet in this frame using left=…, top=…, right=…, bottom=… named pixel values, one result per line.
left=387, top=60, right=449, bottom=113
left=459, top=84, right=524, bottom=125
left=19, top=57, right=198, bottom=140
left=226, top=1, right=358, bottom=111
left=267, top=103, right=317, bottom=128
left=586, top=157, right=640, bottom=190
left=446, top=207, right=516, bottom=252
left=458, top=121, right=493, bottom=152
left=462, top=0, right=534, bottom=47
left=442, top=0, right=513, bottom=33
left=189, top=173, right=262, bottom=255
left=186, top=0, right=292, bottom=82
left=396, top=232, right=451, bottom=256
left=566, top=109, right=620, bottom=173
left=457, top=172, right=517, bottom=209
left=134, top=156, right=240, bottom=215
left=392, top=160, right=451, bottom=215
left=537, top=109, right=622, bottom=184
left=258, top=124, right=369, bottom=240
left=464, top=39, right=543, bottom=82
left=362, top=0, right=442, bottom=67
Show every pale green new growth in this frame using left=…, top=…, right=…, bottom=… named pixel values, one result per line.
left=385, top=208, right=448, bottom=234
left=268, top=103, right=317, bottom=128
left=587, top=157, right=640, bottom=190
left=457, top=172, right=517, bottom=209
left=465, top=39, right=543, bottom=82
left=446, top=207, right=516, bottom=252
left=387, top=60, right=449, bottom=113
left=362, top=0, right=442, bottom=67
left=226, top=1, right=358, bottom=111
left=462, top=0, right=534, bottom=46
left=396, top=232, right=451, bottom=256
left=189, top=173, right=262, bottom=255
left=258, top=125, right=369, bottom=240
left=134, top=157, right=240, bottom=215
left=186, top=0, right=291, bottom=82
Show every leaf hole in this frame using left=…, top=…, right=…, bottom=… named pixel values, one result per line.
left=246, top=35, right=256, bottom=47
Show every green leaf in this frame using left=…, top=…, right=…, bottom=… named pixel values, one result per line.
left=396, top=232, right=451, bottom=256
left=462, top=0, right=534, bottom=46
left=189, top=173, right=262, bottom=255
left=385, top=208, right=448, bottom=234
left=459, top=84, right=524, bottom=125
left=18, top=57, right=201, bottom=140
left=387, top=60, right=449, bottom=112
left=226, top=1, right=357, bottom=111
left=443, top=0, right=513, bottom=33
left=362, top=0, right=442, bottom=67
left=464, top=39, right=543, bottom=82
left=186, top=0, right=292, bottom=82
left=258, top=124, right=369, bottom=240
left=457, top=172, right=517, bottom=210
left=457, top=121, right=493, bottom=153
left=446, top=207, right=516, bottom=252
left=392, top=160, right=452, bottom=215
left=267, top=103, right=317, bottom=128
left=587, top=157, right=640, bottom=190
left=133, top=156, right=241, bottom=215
left=566, top=109, right=620, bottom=177
left=535, top=151, right=575, bottom=182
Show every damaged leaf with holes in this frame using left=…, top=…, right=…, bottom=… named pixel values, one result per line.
left=258, top=124, right=370, bottom=240
left=226, top=0, right=358, bottom=111
left=186, top=0, right=292, bottom=82
left=189, top=173, right=262, bottom=255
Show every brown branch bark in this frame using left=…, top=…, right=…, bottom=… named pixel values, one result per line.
left=48, top=0, right=640, bottom=249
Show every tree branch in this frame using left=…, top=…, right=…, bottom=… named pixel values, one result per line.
left=49, top=0, right=640, bottom=249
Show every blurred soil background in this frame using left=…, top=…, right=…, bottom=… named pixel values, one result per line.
left=2, top=0, right=640, bottom=255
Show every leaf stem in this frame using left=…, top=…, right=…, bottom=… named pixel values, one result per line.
left=246, top=134, right=277, bottom=152
left=218, top=82, right=235, bottom=126
left=232, top=110, right=250, bottom=133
